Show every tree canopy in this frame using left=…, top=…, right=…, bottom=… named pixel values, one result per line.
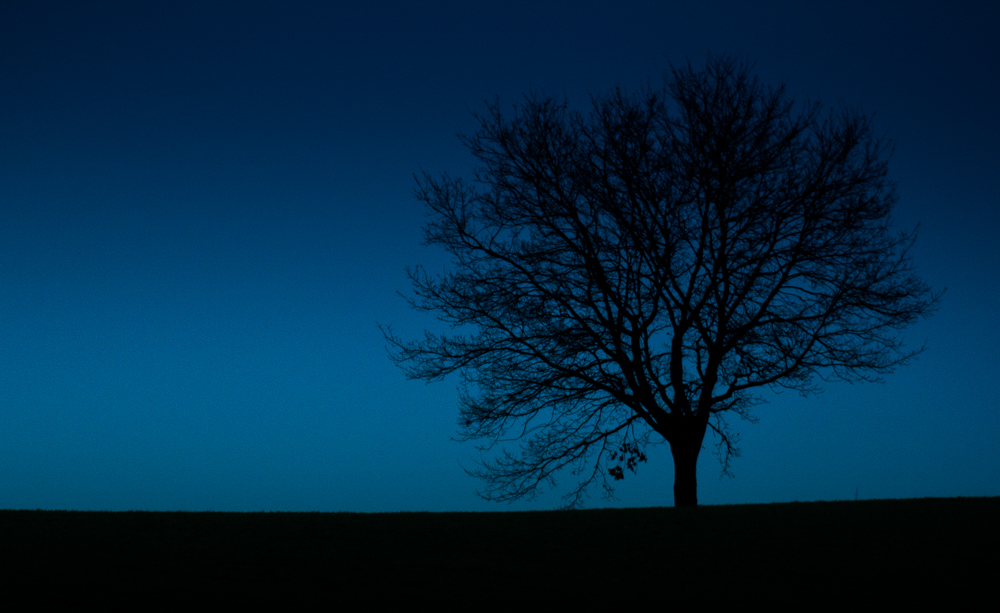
left=383, top=55, right=940, bottom=507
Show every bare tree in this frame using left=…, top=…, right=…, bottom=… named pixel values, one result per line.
left=382, top=55, right=941, bottom=507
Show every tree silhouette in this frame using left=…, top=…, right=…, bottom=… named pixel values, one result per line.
left=383, top=55, right=941, bottom=507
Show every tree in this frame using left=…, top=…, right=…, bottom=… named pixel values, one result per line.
left=382, top=55, right=941, bottom=507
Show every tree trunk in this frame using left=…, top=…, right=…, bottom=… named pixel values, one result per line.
left=669, top=414, right=709, bottom=507
left=670, top=445, right=700, bottom=507
left=671, top=440, right=700, bottom=506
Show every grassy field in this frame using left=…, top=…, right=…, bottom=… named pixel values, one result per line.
left=1, top=497, right=996, bottom=611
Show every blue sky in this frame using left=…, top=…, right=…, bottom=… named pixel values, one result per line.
left=1, top=0, right=997, bottom=512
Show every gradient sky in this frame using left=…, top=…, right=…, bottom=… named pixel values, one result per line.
left=1, top=0, right=997, bottom=512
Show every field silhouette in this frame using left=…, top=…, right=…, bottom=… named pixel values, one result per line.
left=1, top=497, right=994, bottom=610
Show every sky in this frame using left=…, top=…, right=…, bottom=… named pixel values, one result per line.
left=1, top=0, right=997, bottom=512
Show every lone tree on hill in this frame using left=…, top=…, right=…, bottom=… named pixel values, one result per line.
left=383, top=55, right=940, bottom=507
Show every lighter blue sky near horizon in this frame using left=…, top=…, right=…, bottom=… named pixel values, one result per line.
left=1, top=0, right=997, bottom=512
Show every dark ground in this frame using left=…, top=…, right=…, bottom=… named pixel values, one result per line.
left=1, top=497, right=995, bottom=611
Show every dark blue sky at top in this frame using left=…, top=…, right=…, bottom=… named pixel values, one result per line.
left=1, top=0, right=997, bottom=512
